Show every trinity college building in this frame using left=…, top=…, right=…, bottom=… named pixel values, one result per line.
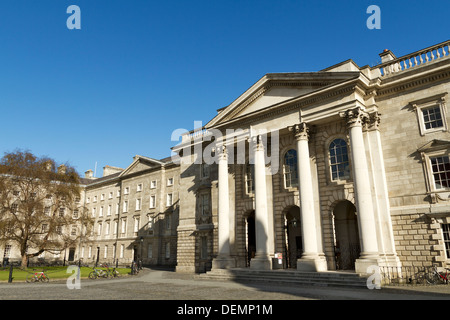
left=172, top=39, right=450, bottom=274
left=3, top=40, right=450, bottom=276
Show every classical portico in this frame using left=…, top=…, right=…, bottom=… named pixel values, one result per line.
left=208, top=92, right=396, bottom=274
left=175, top=61, right=410, bottom=275
left=210, top=109, right=389, bottom=273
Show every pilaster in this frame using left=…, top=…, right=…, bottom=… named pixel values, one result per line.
left=364, top=111, right=402, bottom=269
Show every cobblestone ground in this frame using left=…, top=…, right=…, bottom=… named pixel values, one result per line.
left=1, top=268, right=450, bottom=301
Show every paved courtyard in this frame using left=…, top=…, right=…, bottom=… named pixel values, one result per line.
left=1, top=268, right=450, bottom=301
left=1, top=268, right=449, bottom=319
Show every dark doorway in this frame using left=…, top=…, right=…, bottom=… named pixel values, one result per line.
left=246, top=211, right=256, bottom=267
left=95, top=247, right=100, bottom=266
left=68, top=248, right=75, bottom=262
left=284, top=206, right=302, bottom=268
left=333, top=201, right=360, bottom=270
left=133, top=245, right=138, bottom=261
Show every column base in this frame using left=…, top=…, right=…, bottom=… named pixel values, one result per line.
left=378, top=254, right=402, bottom=269
left=250, top=254, right=272, bottom=270
left=212, top=256, right=236, bottom=270
left=297, top=254, right=328, bottom=272
left=355, top=255, right=381, bottom=275
left=175, top=266, right=196, bottom=273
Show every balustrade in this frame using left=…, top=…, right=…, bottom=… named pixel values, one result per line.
left=378, top=40, right=450, bottom=76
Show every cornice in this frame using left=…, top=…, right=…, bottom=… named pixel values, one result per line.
left=85, top=176, right=121, bottom=190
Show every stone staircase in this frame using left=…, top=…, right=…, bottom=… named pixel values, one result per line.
left=196, top=268, right=369, bottom=288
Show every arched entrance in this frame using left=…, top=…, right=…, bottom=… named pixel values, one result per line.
left=283, top=206, right=302, bottom=268
left=245, top=211, right=256, bottom=267
left=332, top=201, right=360, bottom=270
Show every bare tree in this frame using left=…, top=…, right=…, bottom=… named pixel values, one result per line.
left=0, top=150, right=93, bottom=267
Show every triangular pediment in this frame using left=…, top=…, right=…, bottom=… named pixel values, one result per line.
left=119, top=155, right=164, bottom=177
left=206, top=71, right=361, bottom=128
left=236, top=86, right=313, bottom=117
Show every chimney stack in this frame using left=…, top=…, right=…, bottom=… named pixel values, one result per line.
left=103, top=165, right=123, bottom=177
left=85, top=169, right=95, bottom=179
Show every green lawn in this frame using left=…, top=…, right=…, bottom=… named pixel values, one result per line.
left=0, top=266, right=132, bottom=282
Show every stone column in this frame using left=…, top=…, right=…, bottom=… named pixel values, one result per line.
left=250, top=135, right=272, bottom=270
left=340, top=107, right=380, bottom=273
left=291, top=123, right=327, bottom=272
left=212, top=145, right=235, bottom=269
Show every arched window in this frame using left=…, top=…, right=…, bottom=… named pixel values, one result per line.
left=329, top=139, right=350, bottom=181
left=245, top=163, right=255, bottom=194
left=284, top=149, right=298, bottom=188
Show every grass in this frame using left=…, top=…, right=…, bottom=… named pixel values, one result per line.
left=0, top=266, right=132, bottom=282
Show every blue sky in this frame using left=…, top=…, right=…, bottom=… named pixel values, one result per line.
left=0, top=0, right=449, bottom=176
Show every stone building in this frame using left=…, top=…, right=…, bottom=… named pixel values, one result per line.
left=1, top=155, right=180, bottom=268
left=76, top=155, right=179, bottom=268
left=172, top=40, right=450, bottom=274
left=0, top=164, right=89, bottom=266
left=2, top=40, right=450, bottom=275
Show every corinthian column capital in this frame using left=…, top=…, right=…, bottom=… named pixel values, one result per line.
left=289, top=122, right=309, bottom=141
left=366, top=111, right=381, bottom=131
left=217, top=144, right=228, bottom=160
left=339, top=107, right=369, bottom=128
left=250, top=135, right=265, bottom=152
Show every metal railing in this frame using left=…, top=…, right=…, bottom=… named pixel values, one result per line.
left=379, top=265, right=449, bottom=286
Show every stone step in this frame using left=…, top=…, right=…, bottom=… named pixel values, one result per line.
left=196, top=268, right=369, bottom=288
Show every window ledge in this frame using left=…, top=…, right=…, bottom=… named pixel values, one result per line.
left=327, top=179, right=353, bottom=187
left=429, top=191, right=450, bottom=204
left=284, top=186, right=298, bottom=192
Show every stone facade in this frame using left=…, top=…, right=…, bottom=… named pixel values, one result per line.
left=77, top=156, right=179, bottom=267
left=173, top=40, right=450, bottom=274
left=2, top=40, right=450, bottom=274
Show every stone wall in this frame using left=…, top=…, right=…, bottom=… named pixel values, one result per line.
left=391, top=212, right=445, bottom=267
left=377, top=70, right=450, bottom=267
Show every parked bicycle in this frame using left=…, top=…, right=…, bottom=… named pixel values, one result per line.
left=109, top=267, right=120, bottom=278
left=26, top=270, right=50, bottom=283
left=88, top=267, right=110, bottom=280
left=410, top=269, right=431, bottom=285
left=427, top=265, right=450, bottom=284
left=101, top=263, right=120, bottom=278
left=130, top=261, right=139, bottom=275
